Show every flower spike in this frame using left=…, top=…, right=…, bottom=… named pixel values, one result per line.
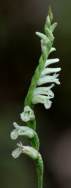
left=10, top=8, right=61, bottom=188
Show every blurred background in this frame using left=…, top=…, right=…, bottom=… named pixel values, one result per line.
left=0, top=0, right=71, bottom=187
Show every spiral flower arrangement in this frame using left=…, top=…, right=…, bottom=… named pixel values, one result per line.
left=10, top=8, right=61, bottom=188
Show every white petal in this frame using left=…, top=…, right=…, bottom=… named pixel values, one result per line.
left=11, top=122, right=35, bottom=139
left=37, top=74, right=60, bottom=85
left=32, top=94, right=50, bottom=103
left=10, top=129, right=18, bottom=140
left=45, top=58, right=59, bottom=67
left=44, top=99, right=52, bottom=109
left=41, top=67, right=61, bottom=76
left=10, top=122, right=19, bottom=140
left=33, top=85, right=54, bottom=98
left=12, top=147, right=22, bottom=159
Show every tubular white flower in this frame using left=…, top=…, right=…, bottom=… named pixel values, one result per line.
left=32, top=94, right=52, bottom=109
left=41, top=67, right=61, bottom=76
left=20, top=106, right=35, bottom=122
left=45, top=58, right=59, bottom=67
left=12, top=142, right=39, bottom=160
left=37, top=74, right=60, bottom=85
left=10, top=122, right=35, bottom=140
left=33, top=84, right=54, bottom=97
left=18, top=143, right=39, bottom=159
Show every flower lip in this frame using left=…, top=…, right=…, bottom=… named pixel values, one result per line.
left=17, top=142, right=39, bottom=160
left=11, top=146, right=22, bottom=159
left=10, top=122, right=36, bottom=140
left=44, top=99, right=52, bottom=109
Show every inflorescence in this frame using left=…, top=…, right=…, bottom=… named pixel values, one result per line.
left=10, top=8, right=61, bottom=188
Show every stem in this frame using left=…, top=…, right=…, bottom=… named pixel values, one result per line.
left=37, top=168, right=43, bottom=188
left=26, top=119, right=36, bottom=130
left=36, top=154, right=44, bottom=188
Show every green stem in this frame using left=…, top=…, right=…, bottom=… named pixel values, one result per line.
left=26, top=119, right=36, bottom=130
left=31, top=133, right=40, bottom=151
left=36, top=154, right=44, bottom=188
left=37, top=168, right=43, bottom=188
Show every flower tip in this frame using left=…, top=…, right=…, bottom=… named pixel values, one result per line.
left=56, top=58, right=60, bottom=62
left=11, top=147, right=22, bottom=159
left=48, top=6, right=53, bottom=22
left=13, top=122, right=18, bottom=128
left=35, top=31, right=39, bottom=36
left=20, top=112, right=28, bottom=122
left=44, top=100, right=52, bottom=109
left=11, top=151, right=16, bottom=159
left=10, top=130, right=18, bottom=140
left=35, top=32, right=40, bottom=38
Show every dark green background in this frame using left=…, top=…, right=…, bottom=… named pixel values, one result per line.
left=0, top=0, right=71, bottom=187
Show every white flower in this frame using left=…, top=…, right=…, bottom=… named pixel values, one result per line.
left=20, top=106, right=35, bottom=122
left=32, top=58, right=61, bottom=109
left=37, top=73, right=60, bottom=85
left=10, top=122, right=35, bottom=140
left=32, top=94, right=52, bottom=109
left=12, top=142, right=39, bottom=160
left=45, top=58, right=59, bottom=67
left=33, top=84, right=54, bottom=97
